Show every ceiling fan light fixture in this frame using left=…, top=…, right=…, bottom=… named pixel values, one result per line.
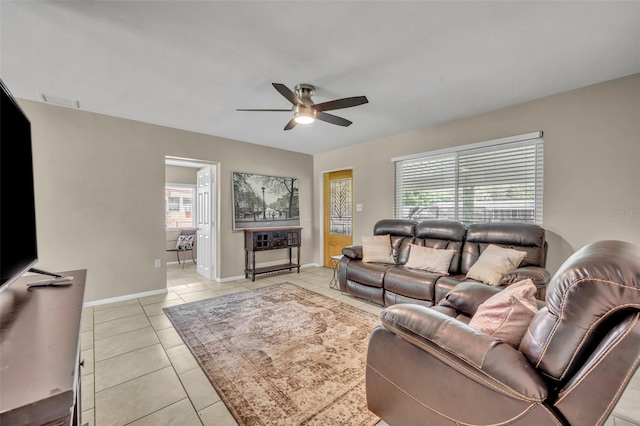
left=294, top=115, right=315, bottom=124
left=293, top=105, right=315, bottom=124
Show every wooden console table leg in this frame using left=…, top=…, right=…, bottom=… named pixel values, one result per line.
left=252, top=251, right=256, bottom=281
left=289, top=247, right=293, bottom=271
left=244, top=250, right=249, bottom=279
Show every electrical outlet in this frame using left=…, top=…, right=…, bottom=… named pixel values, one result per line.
left=154, top=259, right=161, bottom=268
left=356, top=204, right=363, bottom=212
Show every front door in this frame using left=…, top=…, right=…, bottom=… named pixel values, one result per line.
left=196, top=166, right=215, bottom=279
left=323, top=169, right=353, bottom=267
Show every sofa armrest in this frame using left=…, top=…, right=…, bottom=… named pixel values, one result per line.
left=501, top=266, right=551, bottom=300
left=437, top=281, right=501, bottom=317
left=501, top=266, right=551, bottom=288
left=380, top=304, right=547, bottom=400
left=342, top=245, right=363, bottom=260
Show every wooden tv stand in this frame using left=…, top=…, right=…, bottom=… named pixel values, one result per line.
left=244, top=227, right=301, bottom=281
left=0, top=269, right=87, bottom=426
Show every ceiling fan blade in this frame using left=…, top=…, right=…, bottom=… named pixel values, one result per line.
left=316, top=111, right=352, bottom=127
left=236, top=109, right=291, bottom=112
left=312, top=96, right=368, bottom=112
left=284, top=118, right=297, bottom=131
left=272, top=83, right=303, bottom=106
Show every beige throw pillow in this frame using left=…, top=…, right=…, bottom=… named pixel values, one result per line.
left=468, top=279, right=538, bottom=347
left=404, top=244, right=455, bottom=275
left=466, top=244, right=527, bottom=286
left=361, top=235, right=395, bottom=264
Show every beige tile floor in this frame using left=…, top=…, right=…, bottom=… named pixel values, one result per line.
left=80, top=264, right=387, bottom=426
left=80, top=264, right=639, bottom=426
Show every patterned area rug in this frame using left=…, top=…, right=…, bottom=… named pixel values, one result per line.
left=163, top=282, right=381, bottom=426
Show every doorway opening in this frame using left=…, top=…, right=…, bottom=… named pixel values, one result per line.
left=165, top=156, right=218, bottom=284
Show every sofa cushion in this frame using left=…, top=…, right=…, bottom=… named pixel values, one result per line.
left=384, top=291, right=434, bottom=308
left=342, top=279, right=385, bottom=305
left=362, top=235, right=395, bottom=264
left=461, top=223, right=547, bottom=274
left=433, top=275, right=465, bottom=303
left=344, top=260, right=390, bottom=288
left=414, top=220, right=467, bottom=274
left=466, top=244, right=527, bottom=286
left=468, top=279, right=538, bottom=347
left=405, top=244, right=455, bottom=274
left=384, top=266, right=439, bottom=303
left=374, top=219, right=416, bottom=265
left=373, top=219, right=417, bottom=237
left=391, top=235, right=414, bottom=265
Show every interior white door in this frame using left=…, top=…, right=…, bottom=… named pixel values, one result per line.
left=196, top=166, right=215, bottom=279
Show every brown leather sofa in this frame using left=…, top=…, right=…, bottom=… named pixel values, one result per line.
left=339, top=219, right=550, bottom=305
left=366, top=240, right=640, bottom=425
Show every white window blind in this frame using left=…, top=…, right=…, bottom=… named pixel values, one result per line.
left=394, top=132, right=543, bottom=225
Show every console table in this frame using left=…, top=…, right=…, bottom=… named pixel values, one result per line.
left=0, top=269, right=87, bottom=426
left=244, top=227, right=301, bottom=281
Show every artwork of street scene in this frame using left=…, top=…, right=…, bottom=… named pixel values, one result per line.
left=232, top=172, right=300, bottom=230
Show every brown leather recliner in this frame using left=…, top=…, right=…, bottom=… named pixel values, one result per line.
left=366, top=240, right=640, bottom=425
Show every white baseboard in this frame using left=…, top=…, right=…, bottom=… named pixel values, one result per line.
left=85, top=263, right=326, bottom=304
left=166, top=260, right=194, bottom=266
left=84, top=288, right=168, bottom=308
left=219, top=275, right=246, bottom=282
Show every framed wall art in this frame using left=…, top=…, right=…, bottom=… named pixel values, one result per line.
left=232, top=172, right=300, bottom=230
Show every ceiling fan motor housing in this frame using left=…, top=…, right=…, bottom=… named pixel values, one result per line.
left=294, top=84, right=315, bottom=104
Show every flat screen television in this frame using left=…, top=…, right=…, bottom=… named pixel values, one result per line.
left=0, top=78, right=39, bottom=292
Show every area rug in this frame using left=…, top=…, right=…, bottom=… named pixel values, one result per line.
left=163, top=282, right=381, bottom=426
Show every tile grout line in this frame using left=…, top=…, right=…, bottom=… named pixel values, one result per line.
left=115, top=301, right=205, bottom=426
left=121, top=398, right=199, bottom=426
left=137, top=292, right=207, bottom=426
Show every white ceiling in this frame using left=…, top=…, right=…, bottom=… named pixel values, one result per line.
left=1, top=1, right=639, bottom=155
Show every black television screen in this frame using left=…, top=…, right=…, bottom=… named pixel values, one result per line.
left=0, top=78, right=38, bottom=292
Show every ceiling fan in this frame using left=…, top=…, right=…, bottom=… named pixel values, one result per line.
left=236, top=83, right=368, bottom=131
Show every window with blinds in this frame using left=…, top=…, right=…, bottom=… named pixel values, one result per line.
left=394, top=132, right=543, bottom=225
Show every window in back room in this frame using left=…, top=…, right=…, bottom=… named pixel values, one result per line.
left=165, top=184, right=196, bottom=229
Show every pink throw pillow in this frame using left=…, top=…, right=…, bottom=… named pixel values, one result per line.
left=468, top=279, right=538, bottom=347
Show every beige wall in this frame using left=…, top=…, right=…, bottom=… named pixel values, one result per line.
left=165, top=164, right=198, bottom=185
left=313, top=73, right=640, bottom=275
left=19, top=100, right=314, bottom=302
left=19, top=73, right=639, bottom=301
